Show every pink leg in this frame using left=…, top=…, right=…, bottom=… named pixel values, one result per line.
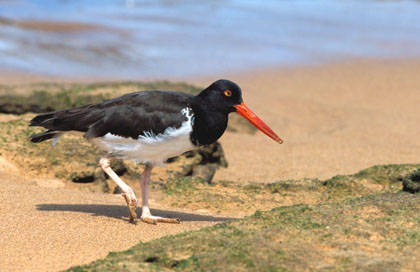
left=100, top=157, right=137, bottom=222
left=140, top=163, right=180, bottom=224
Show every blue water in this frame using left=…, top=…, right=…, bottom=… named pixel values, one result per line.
left=0, top=0, right=420, bottom=78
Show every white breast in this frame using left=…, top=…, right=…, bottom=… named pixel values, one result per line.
left=94, top=107, right=196, bottom=166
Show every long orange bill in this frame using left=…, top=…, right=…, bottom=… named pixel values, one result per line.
left=234, top=102, right=283, bottom=144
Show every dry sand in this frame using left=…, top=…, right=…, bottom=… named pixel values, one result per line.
left=190, top=59, right=420, bottom=182
left=1, top=59, right=420, bottom=271
left=0, top=168, right=225, bottom=272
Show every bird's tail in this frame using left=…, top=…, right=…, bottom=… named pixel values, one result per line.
left=29, top=112, right=62, bottom=144
left=29, top=104, right=102, bottom=144
left=29, top=112, right=56, bottom=128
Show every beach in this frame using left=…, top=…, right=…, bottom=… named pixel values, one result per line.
left=2, top=0, right=420, bottom=270
left=1, top=58, right=420, bottom=271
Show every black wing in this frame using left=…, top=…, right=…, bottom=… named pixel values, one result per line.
left=30, top=91, right=194, bottom=142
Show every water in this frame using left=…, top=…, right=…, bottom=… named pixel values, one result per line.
left=0, top=0, right=420, bottom=78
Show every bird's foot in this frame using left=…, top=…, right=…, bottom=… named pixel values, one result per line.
left=141, top=215, right=180, bottom=225
left=121, top=189, right=138, bottom=223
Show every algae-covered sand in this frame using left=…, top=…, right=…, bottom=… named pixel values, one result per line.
left=67, top=164, right=420, bottom=272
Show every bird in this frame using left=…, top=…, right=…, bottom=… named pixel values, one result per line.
left=29, top=79, right=283, bottom=224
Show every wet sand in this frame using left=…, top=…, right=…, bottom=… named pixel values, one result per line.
left=1, top=59, right=420, bottom=271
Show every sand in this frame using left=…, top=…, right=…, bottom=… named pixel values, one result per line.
left=1, top=59, right=420, bottom=271
left=0, top=169, right=223, bottom=272
left=190, top=59, right=420, bottom=182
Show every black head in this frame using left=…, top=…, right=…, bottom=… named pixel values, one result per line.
left=193, top=79, right=283, bottom=145
left=197, top=79, right=243, bottom=113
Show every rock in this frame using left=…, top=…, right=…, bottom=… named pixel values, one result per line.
left=71, top=159, right=126, bottom=182
left=192, top=164, right=217, bottom=183
left=196, top=142, right=228, bottom=168
left=66, top=142, right=227, bottom=190
left=94, top=167, right=106, bottom=181
left=71, top=170, right=95, bottom=183
left=167, top=142, right=228, bottom=184
left=64, top=135, right=232, bottom=187
left=402, top=168, right=420, bottom=193
left=110, top=159, right=127, bottom=176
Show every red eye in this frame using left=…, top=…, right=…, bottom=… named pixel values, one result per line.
left=224, top=90, right=232, bottom=97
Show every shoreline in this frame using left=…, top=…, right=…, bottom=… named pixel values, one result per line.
left=2, top=56, right=419, bottom=85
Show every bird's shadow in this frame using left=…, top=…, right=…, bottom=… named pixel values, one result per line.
left=36, top=203, right=233, bottom=223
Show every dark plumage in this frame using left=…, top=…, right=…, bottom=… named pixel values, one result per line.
left=29, top=79, right=282, bottom=224
left=30, top=91, right=194, bottom=142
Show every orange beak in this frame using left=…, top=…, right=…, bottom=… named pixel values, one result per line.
left=234, top=102, right=283, bottom=144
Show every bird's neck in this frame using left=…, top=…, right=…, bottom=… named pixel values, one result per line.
left=190, top=98, right=229, bottom=146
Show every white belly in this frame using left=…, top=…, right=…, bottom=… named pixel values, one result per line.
left=94, top=108, right=195, bottom=166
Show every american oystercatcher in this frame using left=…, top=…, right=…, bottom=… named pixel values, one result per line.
left=30, top=80, right=282, bottom=224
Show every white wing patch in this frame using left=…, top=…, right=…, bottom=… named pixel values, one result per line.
left=94, top=107, right=195, bottom=166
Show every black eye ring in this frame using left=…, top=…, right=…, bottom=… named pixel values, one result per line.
left=224, top=90, right=232, bottom=97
